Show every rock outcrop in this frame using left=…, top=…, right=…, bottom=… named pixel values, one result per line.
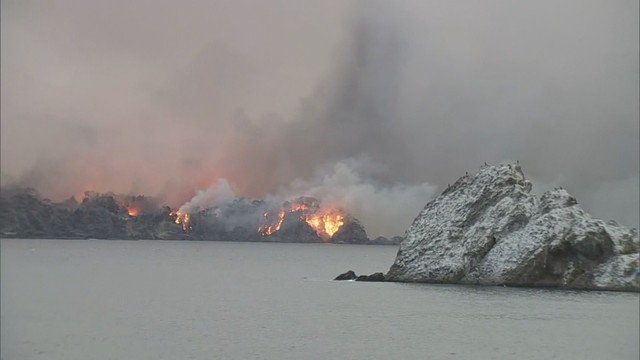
left=334, top=271, right=385, bottom=281
left=334, top=270, right=357, bottom=280
left=386, top=163, right=639, bottom=291
left=355, top=272, right=385, bottom=282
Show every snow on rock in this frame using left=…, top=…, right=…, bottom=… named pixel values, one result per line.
left=386, top=163, right=639, bottom=291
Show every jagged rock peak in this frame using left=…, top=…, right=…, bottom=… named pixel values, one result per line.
left=386, top=163, right=639, bottom=291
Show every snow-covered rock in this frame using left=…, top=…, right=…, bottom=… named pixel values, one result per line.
left=386, top=163, right=639, bottom=291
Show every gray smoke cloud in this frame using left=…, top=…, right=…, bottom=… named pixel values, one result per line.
left=282, top=161, right=437, bottom=237
left=2, top=0, right=638, bottom=235
left=178, top=179, right=236, bottom=214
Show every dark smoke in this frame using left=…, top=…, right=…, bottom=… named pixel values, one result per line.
left=2, top=1, right=638, bottom=237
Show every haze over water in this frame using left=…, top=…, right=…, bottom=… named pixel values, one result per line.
left=2, top=239, right=638, bottom=360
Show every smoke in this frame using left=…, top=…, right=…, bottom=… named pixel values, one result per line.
left=283, top=161, right=437, bottom=237
left=178, top=179, right=236, bottom=214
left=2, top=0, right=638, bottom=234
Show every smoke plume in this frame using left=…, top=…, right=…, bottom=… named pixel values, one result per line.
left=178, top=179, right=236, bottom=214
left=2, top=0, right=638, bottom=234
left=282, top=161, right=437, bottom=237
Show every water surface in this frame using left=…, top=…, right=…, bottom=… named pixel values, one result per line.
left=2, top=239, right=638, bottom=359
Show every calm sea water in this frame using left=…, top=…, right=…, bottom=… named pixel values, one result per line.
left=1, top=239, right=638, bottom=360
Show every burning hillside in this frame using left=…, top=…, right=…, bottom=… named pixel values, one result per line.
left=170, top=196, right=363, bottom=243
left=258, top=197, right=345, bottom=240
left=170, top=211, right=192, bottom=232
left=0, top=187, right=402, bottom=244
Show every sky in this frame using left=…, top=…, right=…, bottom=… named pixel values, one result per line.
left=1, top=0, right=638, bottom=236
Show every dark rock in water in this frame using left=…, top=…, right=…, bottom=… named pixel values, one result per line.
left=334, top=270, right=357, bottom=280
left=386, top=163, right=639, bottom=292
left=355, top=272, right=385, bottom=282
left=334, top=271, right=385, bottom=281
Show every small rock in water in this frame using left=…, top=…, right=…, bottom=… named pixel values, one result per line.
left=334, top=270, right=357, bottom=280
left=355, top=272, right=385, bottom=282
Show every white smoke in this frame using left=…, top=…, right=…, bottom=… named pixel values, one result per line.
left=284, top=161, right=437, bottom=238
left=178, top=179, right=236, bottom=213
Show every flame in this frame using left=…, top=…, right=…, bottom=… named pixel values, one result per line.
left=127, top=206, right=140, bottom=217
left=289, top=203, right=309, bottom=213
left=305, top=210, right=345, bottom=239
left=170, top=210, right=192, bottom=232
left=258, top=209, right=285, bottom=236
left=258, top=200, right=345, bottom=239
left=169, top=197, right=344, bottom=239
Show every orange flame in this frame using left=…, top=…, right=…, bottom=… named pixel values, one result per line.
left=127, top=206, right=140, bottom=217
left=305, top=210, right=345, bottom=239
left=170, top=210, right=192, bottom=232
left=258, top=209, right=285, bottom=236
left=259, top=200, right=345, bottom=239
left=289, top=203, right=310, bottom=213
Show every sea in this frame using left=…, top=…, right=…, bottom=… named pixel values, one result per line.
left=1, top=239, right=638, bottom=360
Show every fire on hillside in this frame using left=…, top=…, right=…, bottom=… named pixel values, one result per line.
left=258, top=197, right=345, bottom=240
left=0, top=187, right=401, bottom=244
